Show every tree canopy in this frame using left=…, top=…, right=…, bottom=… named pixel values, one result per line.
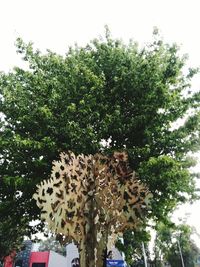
left=0, top=29, right=200, bottom=255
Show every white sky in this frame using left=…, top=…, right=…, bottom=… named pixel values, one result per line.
left=0, top=0, right=200, bottom=246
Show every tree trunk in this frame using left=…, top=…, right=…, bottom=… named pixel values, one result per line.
left=79, top=239, right=86, bottom=267
left=79, top=234, right=107, bottom=267
left=79, top=195, right=108, bottom=267
left=96, top=233, right=108, bottom=267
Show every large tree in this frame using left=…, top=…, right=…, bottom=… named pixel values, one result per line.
left=0, top=29, right=199, bottom=256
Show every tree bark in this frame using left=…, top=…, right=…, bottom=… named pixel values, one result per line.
left=79, top=196, right=108, bottom=267
left=79, top=234, right=107, bottom=267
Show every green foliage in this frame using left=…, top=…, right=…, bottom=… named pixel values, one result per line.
left=138, top=156, right=195, bottom=221
left=0, top=218, right=24, bottom=258
left=116, top=229, right=151, bottom=265
left=154, top=223, right=200, bottom=267
left=0, top=30, right=200, bottom=256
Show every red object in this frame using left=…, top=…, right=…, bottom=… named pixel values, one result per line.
left=29, top=251, right=67, bottom=267
left=29, top=252, right=50, bottom=266
left=4, top=255, right=14, bottom=267
left=4, top=250, right=16, bottom=267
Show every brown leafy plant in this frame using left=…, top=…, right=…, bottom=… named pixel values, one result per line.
left=33, top=151, right=152, bottom=267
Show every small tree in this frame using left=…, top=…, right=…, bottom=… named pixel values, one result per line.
left=38, top=236, right=66, bottom=256
left=154, top=222, right=200, bottom=267
left=116, top=229, right=151, bottom=266
left=34, top=151, right=152, bottom=267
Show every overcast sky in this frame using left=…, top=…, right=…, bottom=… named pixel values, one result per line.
left=0, top=0, right=200, bottom=245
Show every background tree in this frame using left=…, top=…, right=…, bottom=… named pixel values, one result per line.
left=154, top=222, right=200, bottom=267
left=116, top=229, right=151, bottom=266
left=0, top=28, right=199, bottom=256
left=0, top=218, right=24, bottom=259
left=38, top=236, right=66, bottom=256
